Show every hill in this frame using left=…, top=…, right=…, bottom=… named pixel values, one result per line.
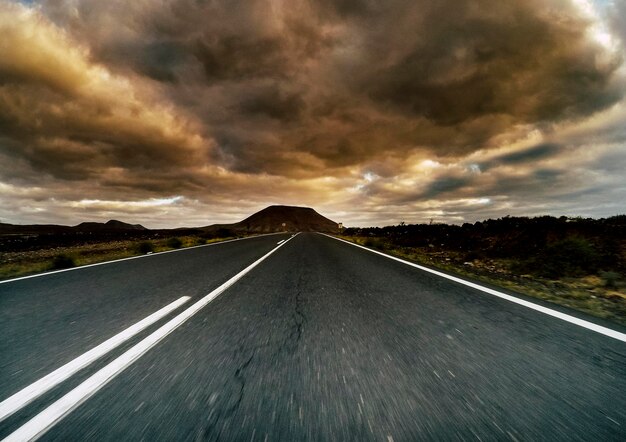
left=0, top=219, right=146, bottom=235
left=205, top=205, right=339, bottom=233
left=74, top=220, right=147, bottom=231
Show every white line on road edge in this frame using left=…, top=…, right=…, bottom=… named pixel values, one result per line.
left=0, top=296, right=191, bottom=424
left=0, top=233, right=287, bottom=285
left=321, top=234, right=626, bottom=343
left=277, top=240, right=285, bottom=245
left=3, top=233, right=299, bottom=442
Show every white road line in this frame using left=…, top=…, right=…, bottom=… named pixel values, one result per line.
left=277, top=240, right=285, bottom=245
left=321, top=233, right=626, bottom=343
left=0, top=232, right=286, bottom=285
left=0, top=296, right=191, bottom=423
left=3, top=233, right=299, bottom=442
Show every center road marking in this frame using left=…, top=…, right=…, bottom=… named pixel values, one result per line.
left=321, top=233, right=626, bottom=343
left=0, top=296, right=191, bottom=423
left=4, top=233, right=299, bottom=442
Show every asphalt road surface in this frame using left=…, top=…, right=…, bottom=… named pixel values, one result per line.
left=1, top=232, right=625, bottom=441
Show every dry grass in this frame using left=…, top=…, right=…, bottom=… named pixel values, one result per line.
left=0, top=235, right=239, bottom=281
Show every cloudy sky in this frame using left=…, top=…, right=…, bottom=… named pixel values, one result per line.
left=0, top=0, right=625, bottom=228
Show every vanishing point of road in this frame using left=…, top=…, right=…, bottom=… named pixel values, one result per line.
left=1, top=233, right=625, bottom=441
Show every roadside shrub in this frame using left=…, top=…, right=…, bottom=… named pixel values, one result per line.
left=363, top=238, right=384, bottom=249
left=537, top=237, right=600, bottom=278
left=167, top=237, right=183, bottom=249
left=600, top=271, right=620, bottom=289
left=137, top=241, right=154, bottom=254
left=51, top=254, right=75, bottom=270
left=598, top=238, right=621, bottom=271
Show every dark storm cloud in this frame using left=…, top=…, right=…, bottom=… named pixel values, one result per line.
left=479, top=143, right=563, bottom=170
left=131, top=41, right=188, bottom=83
left=194, top=36, right=289, bottom=83
left=1, top=0, right=625, bottom=226
left=497, top=144, right=562, bottom=165
left=0, top=1, right=214, bottom=192
left=34, top=0, right=623, bottom=173
left=481, top=168, right=568, bottom=197
left=422, top=176, right=475, bottom=199
left=359, top=2, right=623, bottom=126
left=239, top=85, right=305, bottom=122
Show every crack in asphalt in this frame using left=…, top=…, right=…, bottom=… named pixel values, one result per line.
left=202, top=270, right=308, bottom=441
left=202, top=344, right=255, bottom=442
left=282, top=271, right=307, bottom=355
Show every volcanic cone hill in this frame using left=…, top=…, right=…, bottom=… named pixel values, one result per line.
left=204, top=205, right=339, bottom=233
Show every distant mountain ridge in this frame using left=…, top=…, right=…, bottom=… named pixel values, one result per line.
left=0, top=206, right=338, bottom=235
left=0, top=219, right=146, bottom=234
left=204, top=205, right=339, bottom=233
left=74, top=220, right=147, bottom=231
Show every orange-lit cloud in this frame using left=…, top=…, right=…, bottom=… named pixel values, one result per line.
left=0, top=0, right=625, bottom=227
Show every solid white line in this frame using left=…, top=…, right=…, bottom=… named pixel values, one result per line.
left=0, top=296, right=191, bottom=423
left=0, top=233, right=286, bottom=285
left=320, top=234, right=626, bottom=343
left=277, top=240, right=285, bottom=245
left=3, top=233, right=299, bottom=442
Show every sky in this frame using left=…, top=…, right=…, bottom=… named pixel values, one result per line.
left=0, top=0, right=625, bottom=228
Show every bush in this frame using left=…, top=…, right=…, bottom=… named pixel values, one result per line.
left=537, top=237, right=600, bottom=278
left=137, top=241, right=154, bottom=254
left=598, top=238, right=621, bottom=270
left=363, top=238, right=384, bottom=249
left=166, top=237, right=183, bottom=249
left=600, top=271, right=620, bottom=289
left=51, top=254, right=75, bottom=270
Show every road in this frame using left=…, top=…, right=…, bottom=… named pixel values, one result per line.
left=1, top=232, right=625, bottom=441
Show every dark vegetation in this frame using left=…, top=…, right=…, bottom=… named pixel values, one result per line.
left=0, top=227, right=235, bottom=254
left=137, top=241, right=155, bottom=254
left=51, top=254, right=76, bottom=270
left=344, top=215, right=626, bottom=324
left=0, top=227, right=242, bottom=281
left=345, top=215, right=626, bottom=279
left=166, top=237, right=183, bottom=249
